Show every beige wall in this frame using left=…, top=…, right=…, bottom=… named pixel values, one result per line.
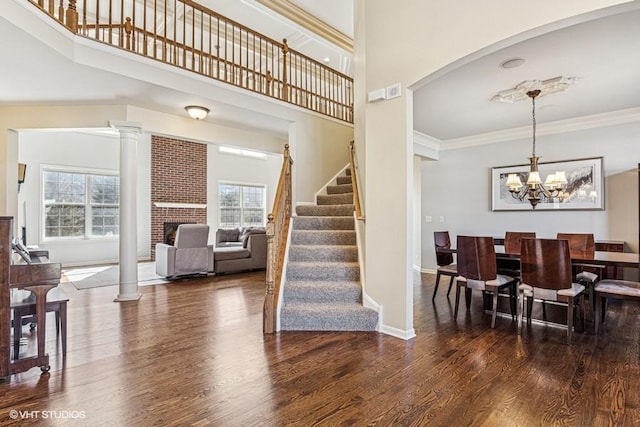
left=288, top=116, right=354, bottom=205
left=355, top=0, right=635, bottom=337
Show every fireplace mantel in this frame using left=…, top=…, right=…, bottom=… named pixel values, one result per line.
left=153, top=202, right=207, bottom=209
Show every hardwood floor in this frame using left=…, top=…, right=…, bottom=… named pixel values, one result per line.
left=1, top=270, right=639, bottom=426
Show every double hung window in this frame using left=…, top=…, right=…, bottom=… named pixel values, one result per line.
left=43, top=169, right=120, bottom=239
left=218, top=183, right=265, bottom=228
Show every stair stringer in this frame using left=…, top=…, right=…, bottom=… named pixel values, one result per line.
left=275, top=219, right=295, bottom=332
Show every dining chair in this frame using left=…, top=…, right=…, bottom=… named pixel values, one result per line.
left=593, top=279, right=640, bottom=334
left=497, top=231, right=536, bottom=278
left=432, top=231, right=457, bottom=301
left=556, top=232, right=602, bottom=313
left=519, top=238, right=586, bottom=344
left=454, top=235, right=517, bottom=328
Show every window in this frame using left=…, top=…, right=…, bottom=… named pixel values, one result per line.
left=219, top=183, right=265, bottom=228
left=43, top=170, right=120, bottom=239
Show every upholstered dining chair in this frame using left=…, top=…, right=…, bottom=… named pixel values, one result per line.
left=497, top=231, right=536, bottom=278
left=519, top=238, right=586, bottom=344
left=556, top=232, right=602, bottom=313
left=454, top=235, right=517, bottom=328
left=432, top=231, right=457, bottom=301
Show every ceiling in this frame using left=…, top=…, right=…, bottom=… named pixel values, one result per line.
left=412, top=8, right=640, bottom=143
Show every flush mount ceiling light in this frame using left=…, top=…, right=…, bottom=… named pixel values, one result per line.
left=491, top=76, right=578, bottom=103
left=185, top=105, right=210, bottom=120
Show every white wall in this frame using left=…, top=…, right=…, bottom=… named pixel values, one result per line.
left=17, top=130, right=151, bottom=266
left=421, top=121, right=640, bottom=271
left=207, top=145, right=283, bottom=239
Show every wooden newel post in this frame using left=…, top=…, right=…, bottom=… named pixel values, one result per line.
left=282, top=39, right=289, bottom=102
left=66, top=0, right=78, bottom=33
left=264, top=213, right=276, bottom=333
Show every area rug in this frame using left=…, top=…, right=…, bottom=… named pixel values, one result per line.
left=66, top=262, right=170, bottom=290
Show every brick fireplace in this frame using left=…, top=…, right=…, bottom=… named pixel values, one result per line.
left=150, top=135, right=207, bottom=259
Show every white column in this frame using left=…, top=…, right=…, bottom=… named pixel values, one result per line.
left=110, top=121, right=142, bottom=302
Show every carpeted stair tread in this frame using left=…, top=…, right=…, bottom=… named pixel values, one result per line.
left=291, top=230, right=356, bottom=245
left=287, top=261, right=360, bottom=281
left=293, top=216, right=354, bottom=230
left=280, top=303, right=377, bottom=331
left=327, top=184, right=353, bottom=194
left=336, top=176, right=352, bottom=185
left=284, top=280, right=362, bottom=303
left=317, top=193, right=354, bottom=206
left=280, top=168, right=377, bottom=333
left=289, top=245, right=358, bottom=262
left=296, top=204, right=354, bottom=217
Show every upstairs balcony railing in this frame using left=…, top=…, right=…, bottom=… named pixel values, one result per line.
left=29, top=0, right=354, bottom=123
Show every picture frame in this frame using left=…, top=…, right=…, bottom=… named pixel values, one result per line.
left=491, top=156, right=604, bottom=211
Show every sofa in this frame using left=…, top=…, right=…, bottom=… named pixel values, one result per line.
left=214, top=227, right=267, bottom=274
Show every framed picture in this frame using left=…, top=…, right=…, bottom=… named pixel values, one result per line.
left=491, top=156, right=604, bottom=211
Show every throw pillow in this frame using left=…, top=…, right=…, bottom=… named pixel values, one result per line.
left=217, top=228, right=240, bottom=243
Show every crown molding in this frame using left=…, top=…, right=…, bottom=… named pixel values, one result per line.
left=413, top=131, right=441, bottom=159
left=439, top=107, right=640, bottom=151
left=254, top=0, right=353, bottom=53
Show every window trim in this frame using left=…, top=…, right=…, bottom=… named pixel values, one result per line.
left=41, top=164, right=120, bottom=241
left=218, top=180, right=267, bottom=229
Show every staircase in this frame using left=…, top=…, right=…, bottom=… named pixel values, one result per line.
left=280, top=169, right=378, bottom=331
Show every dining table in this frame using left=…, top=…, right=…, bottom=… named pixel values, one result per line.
left=436, top=245, right=639, bottom=269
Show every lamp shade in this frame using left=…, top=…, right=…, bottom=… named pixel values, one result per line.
left=506, top=173, right=523, bottom=190
left=185, top=105, right=210, bottom=120
left=526, top=171, right=542, bottom=186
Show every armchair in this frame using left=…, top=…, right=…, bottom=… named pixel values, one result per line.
left=155, top=224, right=214, bottom=278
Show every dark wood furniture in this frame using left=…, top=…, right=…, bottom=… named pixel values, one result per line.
left=595, top=240, right=624, bottom=279
left=497, top=231, right=536, bottom=278
left=0, top=217, right=62, bottom=380
left=11, top=286, right=68, bottom=359
left=436, top=245, right=639, bottom=269
left=519, top=238, right=586, bottom=345
left=432, top=231, right=457, bottom=301
left=454, top=235, right=517, bottom=328
left=594, top=279, right=640, bottom=334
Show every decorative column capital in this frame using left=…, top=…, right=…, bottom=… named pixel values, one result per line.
left=109, top=120, right=142, bottom=132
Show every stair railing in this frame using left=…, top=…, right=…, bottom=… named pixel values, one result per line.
left=349, top=140, right=365, bottom=221
left=27, top=0, right=353, bottom=123
left=264, top=144, right=293, bottom=333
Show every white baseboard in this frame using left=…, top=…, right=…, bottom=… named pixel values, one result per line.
left=379, top=324, right=416, bottom=340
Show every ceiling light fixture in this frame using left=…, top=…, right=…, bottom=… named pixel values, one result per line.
left=505, top=89, right=568, bottom=209
left=185, top=105, right=210, bottom=120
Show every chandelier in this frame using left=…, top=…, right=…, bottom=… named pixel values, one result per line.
left=505, top=89, right=568, bottom=209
